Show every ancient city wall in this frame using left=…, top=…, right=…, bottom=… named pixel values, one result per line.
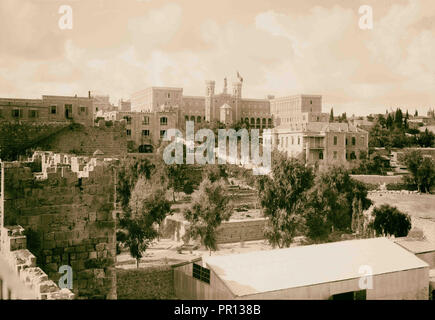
left=3, top=158, right=117, bottom=299
left=116, top=266, right=175, bottom=299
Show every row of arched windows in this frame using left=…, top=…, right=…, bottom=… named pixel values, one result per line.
left=185, top=115, right=204, bottom=123
left=244, top=117, right=273, bottom=128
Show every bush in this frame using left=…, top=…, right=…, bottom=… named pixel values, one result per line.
left=370, top=204, right=411, bottom=237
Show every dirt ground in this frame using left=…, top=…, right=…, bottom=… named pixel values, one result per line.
left=368, top=192, right=435, bottom=220
left=116, top=238, right=305, bottom=269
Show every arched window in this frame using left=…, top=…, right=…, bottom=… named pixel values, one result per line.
left=268, top=118, right=272, bottom=127
left=190, top=116, right=195, bottom=122
left=197, top=116, right=201, bottom=123
left=250, top=118, right=255, bottom=125
left=352, top=137, right=356, bottom=145
left=185, top=115, right=189, bottom=121
left=262, top=118, right=266, bottom=127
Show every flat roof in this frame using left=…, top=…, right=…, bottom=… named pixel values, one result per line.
left=204, top=238, right=428, bottom=297
left=394, top=238, right=435, bottom=254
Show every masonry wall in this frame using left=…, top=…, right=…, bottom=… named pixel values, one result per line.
left=161, top=218, right=267, bottom=244
left=3, top=163, right=117, bottom=299
left=38, top=123, right=127, bottom=157
left=116, top=266, right=176, bottom=299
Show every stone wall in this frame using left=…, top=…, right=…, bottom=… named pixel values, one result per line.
left=38, top=123, right=127, bottom=157
left=351, top=174, right=404, bottom=185
left=116, top=266, right=175, bottom=299
left=0, top=225, right=74, bottom=299
left=3, top=157, right=117, bottom=299
left=161, top=217, right=267, bottom=244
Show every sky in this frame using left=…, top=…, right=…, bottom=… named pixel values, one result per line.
left=0, top=0, right=434, bottom=116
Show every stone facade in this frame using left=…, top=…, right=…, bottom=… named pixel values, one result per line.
left=116, top=266, right=175, bottom=299
left=2, top=152, right=117, bottom=299
left=0, top=225, right=74, bottom=299
left=0, top=94, right=94, bottom=126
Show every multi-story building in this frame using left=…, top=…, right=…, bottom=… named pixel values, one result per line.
left=110, top=77, right=369, bottom=166
left=271, top=94, right=368, bottom=168
left=0, top=93, right=94, bottom=126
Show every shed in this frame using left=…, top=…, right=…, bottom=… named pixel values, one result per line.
left=173, top=238, right=429, bottom=300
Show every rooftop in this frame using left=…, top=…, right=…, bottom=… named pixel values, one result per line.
left=203, top=238, right=428, bottom=297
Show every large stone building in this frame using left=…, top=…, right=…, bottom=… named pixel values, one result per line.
left=122, top=77, right=368, bottom=167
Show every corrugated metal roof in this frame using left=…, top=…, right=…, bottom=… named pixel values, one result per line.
left=204, top=238, right=428, bottom=297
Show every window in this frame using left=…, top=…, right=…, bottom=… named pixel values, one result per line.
left=345, top=138, right=348, bottom=145
left=250, top=118, right=255, bottom=125
left=291, top=136, right=294, bottom=145
left=142, top=130, right=150, bottom=136
left=350, top=151, right=356, bottom=160
left=126, top=129, right=131, bottom=136
left=197, top=116, right=201, bottom=123
left=167, top=93, right=170, bottom=98
left=333, top=136, right=338, bottom=145
left=262, top=118, right=266, bottom=126
left=352, top=137, right=356, bottom=145
left=192, top=263, right=210, bottom=284
left=50, top=106, right=57, bottom=114
left=190, top=116, right=195, bottom=122
left=143, top=116, right=150, bottom=125
left=319, top=151, right=323, bottom=160
left=160, top=130, right=166, bottom=138
left=268, top=118, right=272, bottom=127
left=65, top=104, right=73, bottom=119
left=160, top=117, right=168, bottom=125
left=285, top=137, right=288, bottom=147
left=333, top=151, right=337, bottom=159
left=185, top=115, right=189, bottom=121
left=310, top=100, right=313, bottom=104
left=79, top=106, right=88, bottom=115
left=29, top=110, right=39, bottom=118
left=123, top=116, right=132, bottom=124
left=12, top=109, right=20, bottom=118
left=298, top=137, right=300, bottom=145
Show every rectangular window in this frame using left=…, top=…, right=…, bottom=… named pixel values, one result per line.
left=160, top=117, right=168, bottom=125
left=192, top=263, right=210, bottom=284
left=160, top=130, right=166, bottom=138
left=142, top=130, right=150, bottom=136
left=123, top=116, right=132, bottom=124
left=12, top=109, right=20, bottom=118
left=333, top=136, right=338, bottom=145
left=50, top=106, right=57, bottom=114
left=29, top=110, right=39, bottom=118
left=333, top=151, right=337, bottom=159
left=126, top=129, right=131, bottom=136
left=80, top=106, right=87, bottom=114
left=143, top=116, right=149, bottom=125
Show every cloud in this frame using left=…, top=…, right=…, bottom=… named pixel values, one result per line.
left=0, top=1, right=434, bottom=115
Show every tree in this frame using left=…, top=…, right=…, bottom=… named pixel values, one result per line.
left=329, top=108, right=334, bottom=122
left=119, top=177, right=172, bottom=268
left=415, top=110, right=418, bottom=117
left=402, top=150, right=435, bottom=193
left=184, top=178, right=233, bottom=255
left=257, top=151, right=314, bottom=247
left=370, top=205, right=411, bottom=237
left=417, top=128, right=435, bottom=147
left=202, top=164, right=228, bottom=183
left=304, top=166, right=372, bottom=241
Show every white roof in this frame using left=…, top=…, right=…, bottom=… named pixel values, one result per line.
left=204, top=238, right=428, bottom=297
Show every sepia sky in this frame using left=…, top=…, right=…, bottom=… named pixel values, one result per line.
left=0, top=0, right=434, bottom=115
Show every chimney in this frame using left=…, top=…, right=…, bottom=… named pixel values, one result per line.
left=88, top=91, right=91, bottom=99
